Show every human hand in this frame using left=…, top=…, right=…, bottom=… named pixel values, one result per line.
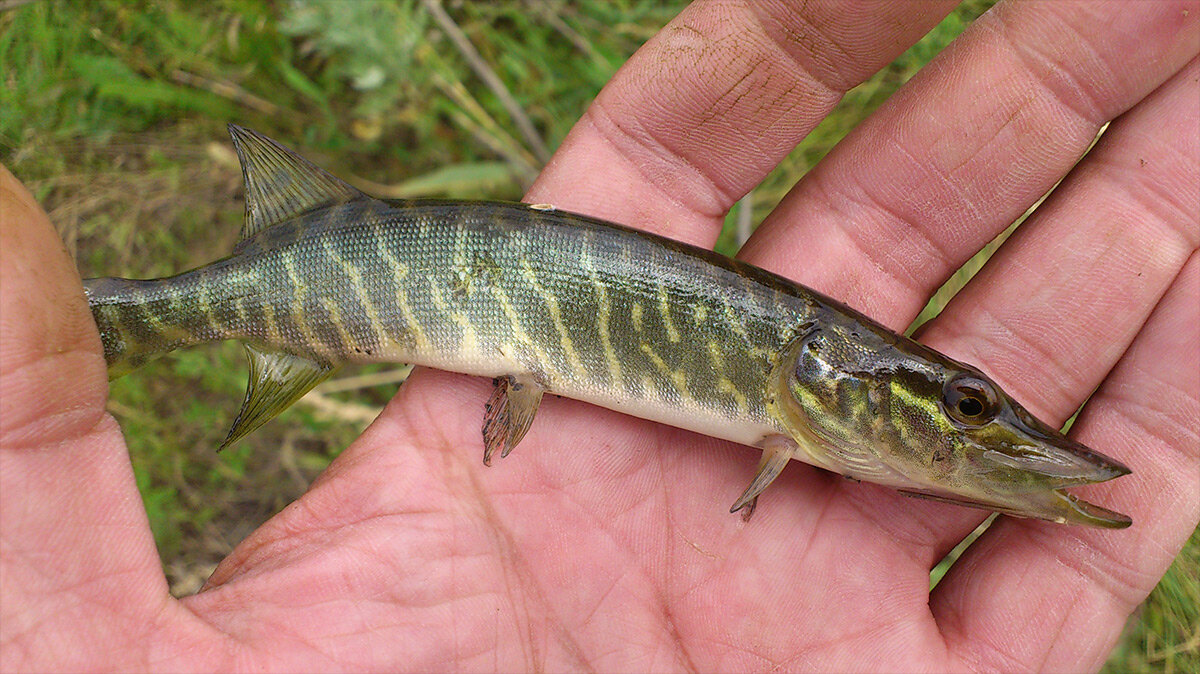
left=2, top=1, right=1196, bottom=671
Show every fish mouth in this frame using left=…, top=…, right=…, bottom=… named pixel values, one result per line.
left=978, top=428, right=1132, bottom=527
left=982, top=403, right=1132, bottom=488
left=901, top=433, right=1133, bottom=528
left=1028, top=488, right=1132, bottom=528
left=900, top=486, right=1132, bottom=528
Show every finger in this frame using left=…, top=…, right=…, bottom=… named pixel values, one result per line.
left=527, top=0, right=958, bottom=244
left=0, top=167, right=176, bottom=668
left=932, top=251, right=1199, bottom=672
left=0, top=179, right=228, bottom=667
left=922, top=56, right=1200, bottom=438
left=893, top=55, right=1198, bottom=556
left=731, top=0, right=1198, bottom=554
left=817, top=45, right=1199, bottom=559
left=740, top=0, right=1199, bottom=322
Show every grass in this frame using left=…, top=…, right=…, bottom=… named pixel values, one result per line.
left=1, top=0, right=1194, bottom=669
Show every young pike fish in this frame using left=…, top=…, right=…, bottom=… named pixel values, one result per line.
left=83, top=125, right=1132, bottom=527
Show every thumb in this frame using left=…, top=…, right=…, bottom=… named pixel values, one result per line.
left=0, top=165, right=172, bottom=670
left=1, top=166, right=107, bottom=442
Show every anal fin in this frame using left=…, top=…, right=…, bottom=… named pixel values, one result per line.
left=730, top=434, right=797, bottom=520
left=482, top=374, right=544, bottom=466
left=220, top=345, right=337, bottom=450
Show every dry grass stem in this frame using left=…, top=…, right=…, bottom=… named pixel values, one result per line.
left=170, top=69, right=291, bottom=119
left=317, top=367, right=413, bottom=394
left=421, top=0, right=550, bottom=164
left=298, top=390, right=381, bottom=425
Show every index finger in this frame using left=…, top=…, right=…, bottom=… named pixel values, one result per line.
left=527, top=0, right=958, bottom=243
left=935, top=253, right=1200, bottom=672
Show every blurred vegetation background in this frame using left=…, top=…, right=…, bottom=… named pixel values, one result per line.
left=1, top=1, right=1194, bottom=671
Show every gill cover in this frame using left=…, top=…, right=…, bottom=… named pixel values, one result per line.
left=767, top=313, right=1132, bottom=528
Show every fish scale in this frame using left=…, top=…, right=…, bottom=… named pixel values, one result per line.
left=82, top=124, right=1134, bottom=527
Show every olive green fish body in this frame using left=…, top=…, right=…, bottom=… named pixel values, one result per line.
left=89, top=198, right=814, bottom=447
left=82, top=125, right=1133, bottom=527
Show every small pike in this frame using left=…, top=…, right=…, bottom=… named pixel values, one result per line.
left=83, top=125, right=1132, bottom=527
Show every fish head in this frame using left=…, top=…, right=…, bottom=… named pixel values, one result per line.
left=772, top=314, right=1131, bottom=527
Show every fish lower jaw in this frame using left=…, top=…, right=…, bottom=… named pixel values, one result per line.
left=896, top=485, right=1132, bottom=529
left=1038, top=488, right=1132, bottom=528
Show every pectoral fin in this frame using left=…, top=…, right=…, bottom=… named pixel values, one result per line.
left=482, top=374, right=544, bottom=466
left=730, top=434, right=796, bottom=519
left=220, top=345, right=337, bottom=450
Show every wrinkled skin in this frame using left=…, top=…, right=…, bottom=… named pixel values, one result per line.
left=2, top=1, right=1197, bottom=671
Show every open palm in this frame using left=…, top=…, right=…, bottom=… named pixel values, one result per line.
left=3, top=1, right=1197, bottom=671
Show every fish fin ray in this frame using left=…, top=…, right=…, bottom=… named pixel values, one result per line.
left=220, top=345, right=337, bottom=450
left=481, top=374, right=544, bottom=466
left=730, top=434, right=796, bottom=519
left=227, top=124, right=364, bottom=240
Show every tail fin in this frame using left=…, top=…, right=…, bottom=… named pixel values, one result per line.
left=83, top=126, right=359, bottom=446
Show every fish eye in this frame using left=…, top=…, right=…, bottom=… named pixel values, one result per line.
left=943, top=374, right=998, bottom=425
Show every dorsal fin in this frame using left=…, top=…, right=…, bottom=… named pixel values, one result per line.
left=227, top=124, right=364, bottom=241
